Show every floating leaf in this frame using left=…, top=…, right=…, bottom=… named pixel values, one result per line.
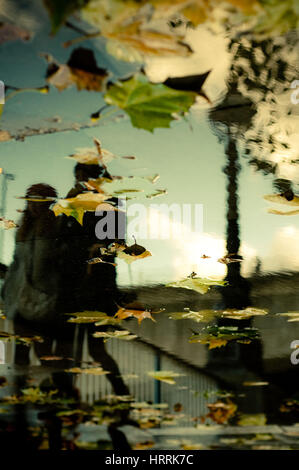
left=264, top=194, right=299, bottom=206
left=278, top=312, right=299, bottom=322
left=104, top=75, right=196, bottom=132
left=93, top=330, right=137, bottom=341
left=268, top=209, right=299, bottom=216
left=132, top=441, right=155, bottom=450
left=169, top=309, right=217, bottom=323
left=264, top=193, right=299, bottom=215
left=238, top=413, right=267, bottom=427
left=67, top=147, right=115, bottom=166
left=0, top=130, right=12, bottom=142
left=0, top=218, right=18, bottom=229
left=67, top=311, right=121, bottom=325
left=2, top=387, right=59, bottom=405
left=147, top=371, right=183, bottom=385
left=86, top=257, right=116, bottom=266
left=166, top=274, right=227, bottom=295
left=205, top=400, right=237, bottom=425
left=45, top=48, right=108, bottom=91
left=52, top=192, right=110, bottom=225
left=99, top=176, right=165, bottom=200
left=189, top=325, right=259, bottom=348
left=114, top=307, right=159, bottom=325
left=221, top=307, right=268, bottom=320
left=79, top=1, right=193, bottom=60
left=117, top=240, right=152, bottom=264
left=243, top=381, right=269, bottom=387
left=40, top=355, right=65, bottom=361
left=65, top=367, right=109, bottom=375
left=0, top=331, right=43, bottom=346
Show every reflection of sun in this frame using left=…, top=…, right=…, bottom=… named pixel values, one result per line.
left=173, top=232, right=257, bottom=279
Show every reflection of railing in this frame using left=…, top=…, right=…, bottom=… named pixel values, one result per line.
left=2, top=318, right=218, bottom=423
left=75, top=336, right=218, bottom=425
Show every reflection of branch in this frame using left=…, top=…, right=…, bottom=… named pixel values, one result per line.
left=9, top=113, right=126, bottom=141
left=63, top=21, right=102, bottom=48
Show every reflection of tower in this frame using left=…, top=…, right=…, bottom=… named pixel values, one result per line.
left=0, top=169, right=15, bottom=261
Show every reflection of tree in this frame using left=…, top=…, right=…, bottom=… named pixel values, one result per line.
left=206, top=54, right=267, bottom=417
left=206, top=30, right=299, bottom=421
left=227, top=33, right=299, bottom=191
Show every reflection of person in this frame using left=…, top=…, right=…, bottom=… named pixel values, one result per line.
left=2, top=183, right=76, bottom=368
left=62, top=162, right=125, bottom=313
left=62, top=163, right=129, bottom=395
left=2, top=176, right=129, bottom=397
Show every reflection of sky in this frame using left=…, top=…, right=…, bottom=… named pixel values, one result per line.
left=1, top=1, right=299, bottom=286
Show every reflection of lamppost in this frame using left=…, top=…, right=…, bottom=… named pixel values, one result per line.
left=0, top=168, right=15, bottom=261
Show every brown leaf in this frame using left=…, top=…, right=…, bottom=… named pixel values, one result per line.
left=114, top=307, right=157, bottom=325
left=0, top=130, right=12, bottom=142
left=206, top=400, right=237, bottom=424
left=45, top=48, right=108, bottom=92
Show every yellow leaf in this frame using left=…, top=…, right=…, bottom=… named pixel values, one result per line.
left=147, top=371, right=183, bottom=385
left=166, top=275, right=226, bottom=294
left=238, top=413, right=267, bottom=427
left=208, top=339, right=228, bottom=350
left=52, top=192, right=110, bottom=224
left=93, top=330, right=137, bottom=340
left=65, top=367, right=110, bottom=375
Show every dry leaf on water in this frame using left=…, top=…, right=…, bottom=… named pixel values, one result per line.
left=278, top=312, right=299, bottom=322
left=238, top=413, right=267, bottom=427
left=52, top=192, right=112, bottom=225
left=44, top=48, right=108, bottom=92
left=0, top=130, right=12, bottom=142
left=204, top=400, right=237, bottom=425
left=93, top=330, right=137, bottom=341
left=264, top=193, right=299, bottom=215
left=114, top=307, right=160, bottom=324
left=0, top=218, right=18, bottom=229
left=65, top=367, right=110, bottom=376
left=86, top=257, right=116, bottom=266
left=166, top=273, right=227, bottom=294
left=147, top=371, right=183, bottom=385
left=67, top=311, right=121, bottom=325
left=117, top=240, right=152, bottom=264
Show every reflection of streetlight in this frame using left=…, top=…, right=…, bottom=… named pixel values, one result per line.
left=0, top=169, right=15, bottom=261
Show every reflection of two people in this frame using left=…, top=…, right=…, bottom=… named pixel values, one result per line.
left=2, top=163, right=129, bottom=397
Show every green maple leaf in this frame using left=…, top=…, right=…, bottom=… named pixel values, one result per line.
left=44, top=0, right=91, bottom=34
left=104, top=75, right=197, bottom=132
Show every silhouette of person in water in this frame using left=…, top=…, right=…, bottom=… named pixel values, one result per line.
left=2, top=183, right=76, bottom=370
left=2, top=177, right=129, bottom=395
left=62, top=162, right=129, bottom=395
